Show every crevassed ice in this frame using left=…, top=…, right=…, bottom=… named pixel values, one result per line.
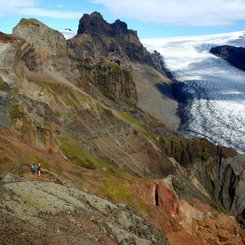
left=142, top=31, right=245, bottom=153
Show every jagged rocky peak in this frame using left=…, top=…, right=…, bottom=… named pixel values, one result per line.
left=77, top=11, right=108, bottom=35
left=68, top=11, right=157, bottom=68
left=112, top=19, right=128, bottom=34
left=77, top=11, right=131, bottom=37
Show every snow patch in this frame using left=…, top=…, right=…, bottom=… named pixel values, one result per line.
left=60, top=29, right=76, bottom=40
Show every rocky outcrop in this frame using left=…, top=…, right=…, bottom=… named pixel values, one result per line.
left=128, top=177, right=244, bottom=245
left=12, top=18, right=71, bottom=73
left=159, top=136, right=237, bottom=167
left=13, top=18, right=65, bottom=47
left=210, top=45, right=245, bottom=71
left=159, top=135, right=245, bottom=227
left=67, top=12, right=165, bottom=103
left=68, top=12, right=155, bottom=66
left=67, top=12, right=171, bottom=104
left=0, top=172, right=168, bottom=244
left=215, top=155, right=245, bottom=227
left=0, top=19, right=78, bottom=94
left=78, top=60, right=137, bottom=103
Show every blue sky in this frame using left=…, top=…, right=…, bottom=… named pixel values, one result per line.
left=1, top=0, right=245, bottom=39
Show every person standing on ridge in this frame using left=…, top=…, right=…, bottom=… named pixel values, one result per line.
left=37, top=162, right=42, bottom=177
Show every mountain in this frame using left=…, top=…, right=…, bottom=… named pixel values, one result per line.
left=65, top=11, right=179, bottom=129
left=0, top=14, right=244, bottom=244
left=68, top=12, right=157, bottom=67
left=210, top=45, right=245, bottom=71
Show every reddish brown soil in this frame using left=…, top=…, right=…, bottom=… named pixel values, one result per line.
left=0, top=126, right=244, bottom=245
left=126, top=179, right=244, bottom=245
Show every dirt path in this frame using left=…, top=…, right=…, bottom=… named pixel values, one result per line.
left=19, top=164, right=63, bottom=184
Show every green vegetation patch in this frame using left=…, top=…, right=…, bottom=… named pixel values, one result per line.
left=159, top=135, right=172, bottom=155
left=57, top=137, right=117, bottom=172
left=65, top=88, right=81, bottom=110
left=116, top=111, right=156, bottom=141
left=38, top=81, right=88, bottom=111
left=97, top=177, right=150, bottom=213
left=98, top=178, right=135, bottom=206
left=39, top=81, right=54, bottom=92
left=0, top=77, right=11, bottom=92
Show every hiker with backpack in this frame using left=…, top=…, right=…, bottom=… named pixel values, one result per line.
left=31, top=163, right=36, bottom=174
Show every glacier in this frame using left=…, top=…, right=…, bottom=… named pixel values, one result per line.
left=142, top=31, right=245, bottom=153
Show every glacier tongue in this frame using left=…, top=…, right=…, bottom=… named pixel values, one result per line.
left=142, top=31, right=245, bottom=153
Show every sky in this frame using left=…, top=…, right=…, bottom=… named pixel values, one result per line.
left=1, top=0, right=245, bottom=39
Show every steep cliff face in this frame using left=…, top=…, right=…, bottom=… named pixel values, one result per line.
left=215, top=156, right=245, bottom=227
left=159, top=136, right=237, bottom=167
left=68, top=12, right=155, bottom=66
left=77, top=59, right=137, bottom=104
left=67, top=12, right=162, bottom=104
left=0, top=19, right=78, bottom=92
left=67, top=12, right=176, bottom=118
left=159, top=135, right=245, bottom=227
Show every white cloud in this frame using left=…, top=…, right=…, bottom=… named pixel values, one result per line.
left=91, top=0, right=245, bottom=27
left=19, top=8, right=83, bottom=19
left=0, top=0, right=36, bottom=8
left=0, top=0, right=37, bottom=15
left=0, top=0, right=82, bottom=19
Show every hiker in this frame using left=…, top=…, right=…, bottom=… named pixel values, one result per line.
left=37, top=162, right=42, bottom=177
left=31, top=164, right=36, bottom=174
